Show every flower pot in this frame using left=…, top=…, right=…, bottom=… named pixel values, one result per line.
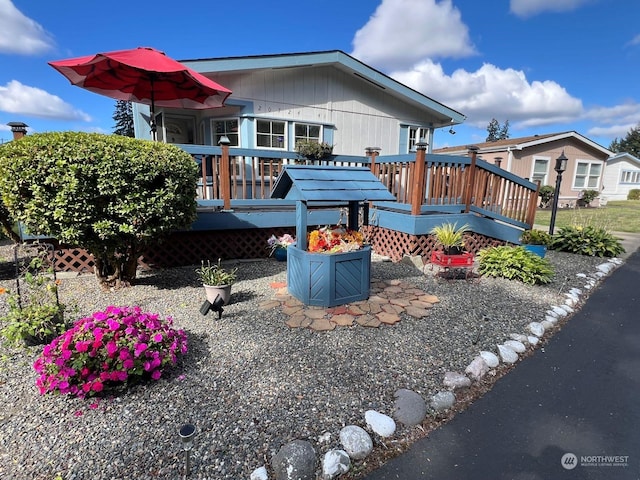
left=523, top=244, right=547, bottom=257
left=273, top=247, right=288, bottom=262
left=203, top=284, right=232, bottom=306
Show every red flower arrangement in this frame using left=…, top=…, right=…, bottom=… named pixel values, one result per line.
left=307, top=225, right=364, bottom=253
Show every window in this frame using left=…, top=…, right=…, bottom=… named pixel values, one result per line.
left=531, top=158, right=549, bottom=185
left=620, top=170, right=640, bottom=184
left=256, top=119, right=286, bottom=149
left=408, top=126, right=429, bottom=152
left=212, top=119, right=239, bottom=146
left=573, top=161, right=602, bottom=189
left=294, top=123, right=321, bottom=146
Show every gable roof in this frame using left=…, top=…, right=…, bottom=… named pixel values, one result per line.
left=607, top=152, right=640, bottom=168
left=434, top=131, right=612, bottom=156
left=180, top=50, right=465, bottom=129
left=270, top=165, right=396, bottom=202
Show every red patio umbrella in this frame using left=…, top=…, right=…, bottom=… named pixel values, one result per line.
left=49, top=46, right=232, bottom=140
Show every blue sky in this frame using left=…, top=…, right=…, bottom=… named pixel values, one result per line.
left=1, top=0, right=638, bottom=150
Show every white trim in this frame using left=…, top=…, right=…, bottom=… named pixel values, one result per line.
left=572, top=159, right=602, bottom=190
left=530, top=156, right=551, bottom=185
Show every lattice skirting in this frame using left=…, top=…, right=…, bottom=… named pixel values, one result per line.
left=50, top=227, right=505, bottom=273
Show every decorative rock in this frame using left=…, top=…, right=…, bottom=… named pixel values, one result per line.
left=272, top=440, right=316, bottom=480
left=339, top=426, right=372, bottom=460
left=497, top=344, right=519, bottom=364
left=509, top=333, right=529, bottom=343
left=430, top=391, right=456, bottom=412
left=541, top=320, right=556, bottom=330
left=597, top=262, right=614, bottom=273
left=365, top=410, right=396, bottom=437
left=552, top=306, right=568, bottom=317
left=465, top=356, right=490, bottom=380
left=322, top=449, right=351, bottom=480
left=528, top=322, right=545, bottom=337
left=479, top=351, right=500, bottom=368
left=443, top=371, right=472, bottom=390
left=576, top=273, right=587, bottom=278
left=545, top=310, right=559, bottom=318
left=393, top=389, right=428, bottom=426
left=251, top=466, right=269, bottom=480
left=503, top=340, right=526, bottom=353
left=545, top=315, right=558, bottom=324
left=560, top=304, right=574, bottom=314
left=527, top=335, right=539, bottom=346
left=569, top=287, right=582, bottom=296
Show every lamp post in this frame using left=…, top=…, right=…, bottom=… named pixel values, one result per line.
left=548, top=151, right=568, bottom=235
left=179, top=423, right=196, bottom=477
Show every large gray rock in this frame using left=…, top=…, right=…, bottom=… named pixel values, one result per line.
left=272, top=440, right=316, bottom=480
left=479, top=351, right=499, bottom=368
left=497, top=344, right=519, bottom=364
left=321, top=449, right=351, bottom=479
left=465, top=355, right=489, bottom=380
left=339, top=425, right=372, bottom=460
left=393, top=388, right=428, bottom=426
left=430, top=391, right=455, bottom=412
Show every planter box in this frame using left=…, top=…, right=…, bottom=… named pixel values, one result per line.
left=522, top=244, right=547, bottom=257
left=287, top=245, right=371, bottom=307
left=430, top=250, right=474, bottom=267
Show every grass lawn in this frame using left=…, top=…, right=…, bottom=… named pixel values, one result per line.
left=533, top=200, right=640, bottom=233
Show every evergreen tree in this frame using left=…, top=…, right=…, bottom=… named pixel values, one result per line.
left=113, top=100, right=134, bottom=137
left=486, top=118, right=510, bottom=142
left=609, top=123, right=640, bottom=157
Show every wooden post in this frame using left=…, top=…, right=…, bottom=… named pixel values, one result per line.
left=411, top=142, right=427, bottom=215
left=365, top=147, right=380, bottom=175
left=464, top=146, right=479, bottom=213
left=296, top=201, right=308, bottom=251
left=219, top=137, right=232, bottom=211
left=526, top=180, right=541, bottom=227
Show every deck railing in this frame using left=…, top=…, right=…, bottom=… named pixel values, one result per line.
left=179, top=143, right=539, bottom=229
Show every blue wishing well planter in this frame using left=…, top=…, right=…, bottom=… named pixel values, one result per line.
left=270, top=165, right=396, bottom=308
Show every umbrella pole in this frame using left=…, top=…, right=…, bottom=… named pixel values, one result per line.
left=150, top=78, right=157, bottom=141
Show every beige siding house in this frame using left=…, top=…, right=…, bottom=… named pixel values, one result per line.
left=434, top=131, right=611, bottom=206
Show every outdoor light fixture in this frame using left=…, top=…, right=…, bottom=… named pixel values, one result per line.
left=416, top=139, right=429, bottom=150
left=200, top=294, right=225, bottom=319
left=449, top=127, right=456, bottom=135
left=218, top=135, right=230, bottom=146
left=494, top=157, right=503, bottom=168
left=548, top=150, right=568, bottom=235
left=179, top=423, right=196, bottom=477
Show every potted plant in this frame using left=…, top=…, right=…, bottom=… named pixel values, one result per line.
left=430, top=222, right=469, bottom=255
left=195, top=259, right=238, bottom=305
left=295, top=140, right=333, bottom=162
left=267, top=233, right=296, bottom=261
left=519, top=229, right=551, bottom=257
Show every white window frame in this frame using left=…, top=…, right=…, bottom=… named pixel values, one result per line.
left=211, top=118, right=240, bottom=146
left=408, top=126, right=430, bottom=152
left=620, top=169, right=640, bottom=184
left=572, top=160, right=602, bottom=190
left=293, top=122, right=322, bottom=147
left=256, top=119, right=287, bottom=150
left=530, top=157, right=550, bottom=185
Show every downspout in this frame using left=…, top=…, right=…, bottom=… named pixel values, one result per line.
left=506, top=146, right=513, bottom=171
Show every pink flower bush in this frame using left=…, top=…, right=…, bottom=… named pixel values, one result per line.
left=33, top=306, right=188, bottom=398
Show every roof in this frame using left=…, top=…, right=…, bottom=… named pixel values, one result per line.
left=180, top=50, right=465, bottom=129
left=270, top=165, right=397, bottom=202
left=434, top=131, right=612, bottom=156
left=607, top=152, right=640, bottom=168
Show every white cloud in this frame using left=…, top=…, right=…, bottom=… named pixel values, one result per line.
left=0, top=0, right=54, bottom=54
left=587, top=124, right=636, bottom=140
left=627, top=34, right=640, bottom=47
left=351, top=0, right=476, bottom=71
left=510, top=0, right=594, bottom=18
left=391, top=60, right=584, bottom=128
left=0, top=80, right=91, bottom=122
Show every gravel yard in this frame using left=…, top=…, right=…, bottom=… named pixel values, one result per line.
left=0, top=242, right=611, bottom=480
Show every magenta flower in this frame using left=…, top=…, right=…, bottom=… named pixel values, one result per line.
left=134, top=342, right=148, bottom=357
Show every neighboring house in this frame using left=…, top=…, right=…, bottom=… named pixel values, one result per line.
left=601, top=152, right=640, bottom=201
left=132, top=50, right=465, bottom=155
left=434, top=131, right=611, bottom=207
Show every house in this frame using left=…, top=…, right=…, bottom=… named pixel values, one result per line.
left=434, top=131, right=611, bottom=207
left=601, top=152, right=640, bottom=201
left=132, top=50, right=465, bottom=155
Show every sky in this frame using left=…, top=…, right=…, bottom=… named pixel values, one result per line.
left=0, top=0, right=638, bottom=150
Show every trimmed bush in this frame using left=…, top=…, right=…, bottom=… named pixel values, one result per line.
left=478, top=246, right=554, bottom=285
left=551, top=225, right=624, bottom=257
left=628, top=189, right=640, bottom=200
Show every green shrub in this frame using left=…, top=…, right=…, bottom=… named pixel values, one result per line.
left=520, top=229, right=552, bottom=246
left=478, top=246, right=555, bottom=285
left=0, top=132, right=199, bottom=288
left=550, top=225, right=625, bottom=257
left=579, top=189, right=599, bottom=206
left=628, top=189, right=640, bottom=200
left=538, top=185, right=555, bottom=208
